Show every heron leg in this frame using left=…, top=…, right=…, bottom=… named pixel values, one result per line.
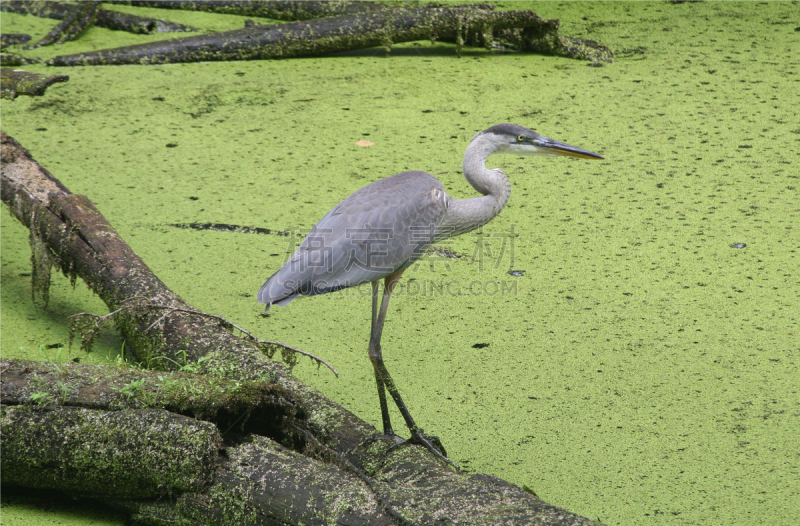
left=368, top=272, right=459, bottom=471
left=370, top=281, right=393, bottom=436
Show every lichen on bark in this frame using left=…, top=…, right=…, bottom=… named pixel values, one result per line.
left=1, top=405, right=220, bottom=498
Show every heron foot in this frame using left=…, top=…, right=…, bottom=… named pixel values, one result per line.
left=387, top=428, right=460, bottom=472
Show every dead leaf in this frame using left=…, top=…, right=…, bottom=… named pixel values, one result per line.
left=356, top=140, right=375, bottom=147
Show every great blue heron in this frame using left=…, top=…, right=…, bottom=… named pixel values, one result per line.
left=258, top=124, right=603, bottom=469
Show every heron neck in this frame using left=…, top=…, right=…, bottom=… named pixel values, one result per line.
left=438, top=137, right=511, bottom=239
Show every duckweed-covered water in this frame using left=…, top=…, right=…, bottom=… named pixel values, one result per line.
left=2, top=2, right=798, bottom=525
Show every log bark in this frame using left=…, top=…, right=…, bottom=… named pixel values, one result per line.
left=1, top=131, right=602, bottom=524
left=1, top=405, right=220, bottom=498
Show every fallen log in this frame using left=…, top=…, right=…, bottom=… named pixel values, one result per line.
left=0, top=358, right=281, bottom=421
left=0, top=130, right=373, bottom=465
left=2, top=374, right=596, bottom=525
left=1, top=131, right=602, bottom=524
left=1, top=405, right=220, bottom=498
left=46, top=6, right=609, bottom=67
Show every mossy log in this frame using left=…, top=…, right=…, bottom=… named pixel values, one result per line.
left=0, top=359, right=597, bottom=525
left=1, top=405, right=220, bottom=498
left=0, top=358, right=281, bottom=422
left=1, top=132, right=601, bottom=524
left=46, top=6, right=602, bottom=67
left=0, top=0, right=196, bottom=35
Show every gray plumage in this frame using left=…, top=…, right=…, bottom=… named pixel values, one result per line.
left=258, top=171, right=447, bottom=308
left=256, top=124, right=602, bottom=468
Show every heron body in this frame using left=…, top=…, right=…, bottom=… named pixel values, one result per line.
left=257, top=171, right=448, bottom=305
left=258, top=124, right=602, bottom=468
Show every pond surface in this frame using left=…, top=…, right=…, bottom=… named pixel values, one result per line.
left=2, top=2, right=798, bottom=525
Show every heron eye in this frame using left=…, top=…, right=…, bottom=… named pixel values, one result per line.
left=517, top=135, right=526, bottom=142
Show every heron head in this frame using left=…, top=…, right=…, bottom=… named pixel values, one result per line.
left=476, top=123, right=603, bottom=160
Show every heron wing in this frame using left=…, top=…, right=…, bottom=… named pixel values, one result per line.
left=258, top=171, right=448, bottom=308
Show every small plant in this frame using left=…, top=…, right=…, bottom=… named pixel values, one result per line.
left=149, top=352, right=213, bottom=374
left=56, top=380, right=76, bottom=404
left=39, top=344, right=66, bottom=375
left=29, top=391, right=53, bottom=406
left=117, top=378, right=146, bottom=399
left=180, top=354, right=212, bottom=374
left=116, top=340, right=126, bottom=364
left=156, top=372, right=179, bottom=391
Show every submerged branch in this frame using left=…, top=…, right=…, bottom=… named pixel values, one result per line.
left=0, top=68, right=68, bottom=100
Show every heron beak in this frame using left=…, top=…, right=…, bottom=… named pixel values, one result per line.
left=535, top=137, right=604, bottom=160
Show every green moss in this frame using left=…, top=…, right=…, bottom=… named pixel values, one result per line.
left=1, top=405, right=218, bottom=498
